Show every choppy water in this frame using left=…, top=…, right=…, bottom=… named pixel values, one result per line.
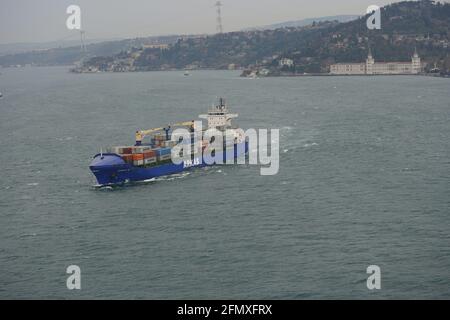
left=0, top=67, right=449, bottom=299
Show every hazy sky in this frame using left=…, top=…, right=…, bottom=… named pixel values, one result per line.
left=0, top=0, right=415, bottom=44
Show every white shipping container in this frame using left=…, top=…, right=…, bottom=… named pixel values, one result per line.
left=157, top=154, right=171, bottom=161
left=144, top=157, right=156, bottom=165
left=133, top=160, right=144, bottom=166
left=132, top=146, right=151, bottom=154
left=119, top=147, right=135, bottom=154
left=107, top=146, right=132, bottom=154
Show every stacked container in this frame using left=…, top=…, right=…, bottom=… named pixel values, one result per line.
left=155, top=147, right=171, bottom=161
left=151, top=139, right=159, bottom=148
left=132, top=153, right=144, bottom=166
left=121, top=154, right=133, bottom=164
left=151, top=134, right=166, bottom=148
left=109, top=144, right=175, bottom=166
left=110, top=146, right=133, bottom=154
left=131, top=146, right=149, bottom=154
left=121, top=147, right=133, bottom=154
left=162, top=140, right=176, bottom=148
left=143, top=150, right=156, bottom=165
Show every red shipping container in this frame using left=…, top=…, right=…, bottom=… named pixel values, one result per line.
left=121, top=154, right=133, bottom=163
left=132, top=153, right=144, bottom=161
left=143, top=150, right=156, bottom=158
left=122, top=147, right=133, bottom=154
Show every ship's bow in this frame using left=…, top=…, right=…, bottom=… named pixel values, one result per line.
left=89, top=153, right=131, bottom=186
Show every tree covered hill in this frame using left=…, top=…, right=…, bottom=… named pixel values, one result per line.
left=78, top=1, right=450, bottom=75
left=0, top=35, right=190, bottom=67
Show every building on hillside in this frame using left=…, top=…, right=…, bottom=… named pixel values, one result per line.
left=279, top=58, right=294, bottom=68
left=330, top=48, right=422, bottom=75
left=142, top=44, right=169, bottom=50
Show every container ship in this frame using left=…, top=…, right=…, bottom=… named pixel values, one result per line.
left=89, top=98, right=248, bottom=186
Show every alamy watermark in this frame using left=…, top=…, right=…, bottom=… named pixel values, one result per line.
left=366, top=265, right=381, bottom=290
left=66, top=265, right=81, bottom=290
left=170, top=121, right=279, bottom=176
left=66, top=5, right=81, bottom=30
left=366, top=5, right=381, bottom=30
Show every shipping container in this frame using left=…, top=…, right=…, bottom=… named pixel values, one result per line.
left=109, top=146, right=133, bottom=154
left=121, top=154, right=133, bottom=163
left=153, top=134, right=166, bottom=142
left=133, top=160, right=144, bottom=166
left=155, top=147, right=171, bottom=156
left=162, top=140, right=176, bottom=148
left=132, top=153, right=144, bottom=161
left=121, top=147, right=133, bottom=154
left=151, top=138, right=162, bottom=147
left=144, top=157, right=156, bottom=165
left=157, top=154, right=171, bottom=161
left=132, top=146, right=151, bottom=154
left=143, top=150, right=156, bottom=158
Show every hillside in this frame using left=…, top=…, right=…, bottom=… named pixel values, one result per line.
left=75, top=1, right=450, bottom=76
left=4, top=1, right=448, bottom=75
left=0, top=35, right=191, bottom=67
left=0, top=14, right=358, bottom=68
left=244, top=14, right=360, bottom=31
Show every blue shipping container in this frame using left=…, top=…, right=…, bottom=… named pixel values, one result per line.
left=155, top=148, right=171, bottom=156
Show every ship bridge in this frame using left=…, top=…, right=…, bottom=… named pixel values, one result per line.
left=199, top=98, right=238, bottom=130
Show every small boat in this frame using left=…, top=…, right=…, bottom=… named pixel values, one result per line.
left=0, top=92, right=3, bottom=98
left=184, top=71, right=190, bottom=76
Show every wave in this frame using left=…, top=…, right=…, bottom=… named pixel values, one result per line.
left=303, top=142, right=318, bottom=148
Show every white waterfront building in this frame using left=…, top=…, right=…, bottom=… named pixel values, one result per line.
left=279, top=58, right=294, bottom=67
left=330, top=48, right=422, bottom=75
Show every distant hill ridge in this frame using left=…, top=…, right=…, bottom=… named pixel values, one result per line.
left=245, top=15, right=360, bottom=30
left=0, top=35, right=196, bottom=67
left=0, top=14, right=363, bottom=67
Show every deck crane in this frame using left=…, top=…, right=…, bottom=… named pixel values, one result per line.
left=135, top=120, right=195, bottom=145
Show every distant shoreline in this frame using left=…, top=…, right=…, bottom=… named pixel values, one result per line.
left=255, top=73, right=449, bottom=78
left=3, top=65, right=448, bottom=78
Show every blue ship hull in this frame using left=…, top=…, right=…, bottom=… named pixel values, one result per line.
left=90, top=142, right=248, bottom=186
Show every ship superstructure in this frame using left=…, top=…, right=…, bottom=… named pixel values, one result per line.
left=199, top=98, right=238, bottom=130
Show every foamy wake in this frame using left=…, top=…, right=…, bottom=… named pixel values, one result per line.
left=155, top=172, right=191, bottom=181
left=303, top=142, right=318, bottom=148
